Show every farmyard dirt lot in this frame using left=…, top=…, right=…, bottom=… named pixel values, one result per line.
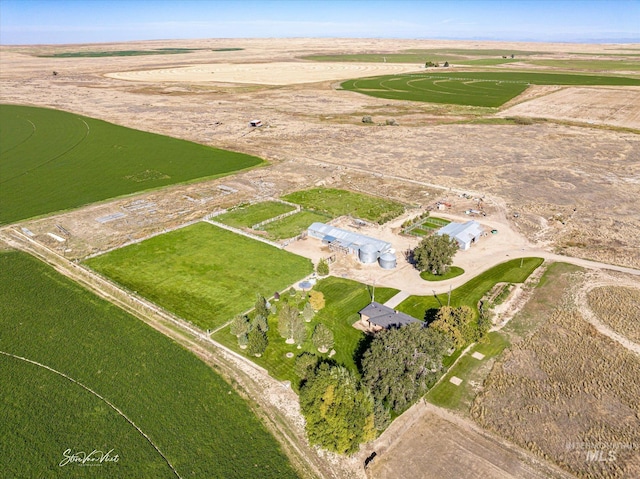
left=2, top=38, right=640, bottom=479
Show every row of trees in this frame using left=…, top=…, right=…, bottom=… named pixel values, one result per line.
left=230, top=292, right=334, bottom=356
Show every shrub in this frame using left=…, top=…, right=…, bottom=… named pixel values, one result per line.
left=308, top=290, right=325, bottom=311
left=316, top=258, right=329, bottom=276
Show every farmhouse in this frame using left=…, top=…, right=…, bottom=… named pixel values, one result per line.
left=437, top=220, right=483, bottom=250
left=358, top=302, right=420, bottom=332
left=307, top=222, right=394, bottom=266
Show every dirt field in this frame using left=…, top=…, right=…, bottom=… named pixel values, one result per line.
left=2, top=37, right=640, bottom=479
left=472, top=270, right=640, bottom=478
left=1, top=38, right=639, bottom=270
left=499, top=86, right=640, bottom=129
left=365, top=401, right=572, bottom=479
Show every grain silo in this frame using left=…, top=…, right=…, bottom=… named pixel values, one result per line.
left=359, top=243, right=378, bottom=264
left=378, top=251, right=397, bottom=269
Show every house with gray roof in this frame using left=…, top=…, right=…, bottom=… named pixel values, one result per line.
left=358, top=302, right=420, bottom=332
left=436, top=220, right=483, bottom=250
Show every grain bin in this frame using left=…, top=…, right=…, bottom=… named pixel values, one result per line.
left=378, top=252, right=397, bottom=269
left=359, top=243, right=378, bottom=264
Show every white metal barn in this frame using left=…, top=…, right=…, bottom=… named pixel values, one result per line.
left=307, top=222, right=392, bottom=263
left=437, top=220, right=483, bottom=250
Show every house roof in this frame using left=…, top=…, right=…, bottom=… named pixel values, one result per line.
left=308, top=222, right=392, bottom=253
left=359, top=302, right=420, bottom=329
left=437, top=220, right=483, bottom=245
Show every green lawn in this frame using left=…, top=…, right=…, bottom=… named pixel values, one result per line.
left=0, top=104, right=264, bottom=224
left=38, top=48, right=242, bottom=58
left=213, top=277, right=398, bottom=386
left=282, top=188, right=405, bottom=224
left=261, top=210, right=331, bottom=240
left=303, top=48, right=542, bottom=63
left=85, top=222, right=313, bottom=330
left=303, top=53, right=454, bottom=63
left=420, top=266, right=465, bottom=281
left=0, top=251, right=298, bottom=479
left=426, top=332, right=510, bottom=411
left=340, top=71, right=640, bottom=107
left=398, top=258, right=544, bottom=320
left=215, top=201, right=296, bottom=228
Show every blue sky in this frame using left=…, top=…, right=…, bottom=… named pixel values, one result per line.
left=1, top=0, right=638, bottom=45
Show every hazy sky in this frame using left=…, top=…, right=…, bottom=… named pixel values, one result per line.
left=1, top=0, right=638, bottom=45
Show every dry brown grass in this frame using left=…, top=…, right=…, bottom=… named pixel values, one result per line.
left=472, top=295, right=640, bottom=478
left=588, top=286, right=640, bottom=343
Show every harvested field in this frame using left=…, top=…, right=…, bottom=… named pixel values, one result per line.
left=472, top=276, right=640, bottom=478
left=499, top=87, right=640, bottom=129
left=587, top=286, right=640, bottom=343
left=107, top=62, right=422, bottom=85
left=366, top=402, right=570, bottom=479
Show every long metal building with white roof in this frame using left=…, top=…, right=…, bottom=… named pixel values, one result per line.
left=307, top=222, right=392, bottom=263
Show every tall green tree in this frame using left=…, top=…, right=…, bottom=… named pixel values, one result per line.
left=312, top=323, right=334, bottom=352
left=362, top=322, right=450, bottom=412
left=252, top=314, right=269, bottom=333
left=254, top=294, right=269, bottom=319
left=230, top=314, right=250, bottom=337
left=300, top=363, right=376, bottom=455
left=302, top=301, right=315, bottom=322
left=412, top=234, right=458, bottom=275
left=292, top=316, right=307, bottom=346
left=295, top=352, right=320, bottom=383
left=429, top=305, right=476, bottom=348
left=278, top=303, right=306, bottom=342
left=247, top=328, right=268, bottom=356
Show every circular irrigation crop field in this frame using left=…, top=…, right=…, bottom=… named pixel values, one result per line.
left=340, top=71, right=640, bottom=107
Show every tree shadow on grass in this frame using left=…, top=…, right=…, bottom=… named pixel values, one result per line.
left=424, top=308, right=439, bottom=325
left=353, top=333, right=374, bottom=376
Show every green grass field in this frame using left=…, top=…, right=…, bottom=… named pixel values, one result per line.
left=420, top=266, right=465, bottom=281
left=213, top=277, right=398, bottom=386
left=38, top=48, right=243, bottom=57
left=303, top=48, right=542, bottom=63
left=340, top=71, right=640, bottom=107
left=282, top=188, right=405, bottom=224
left=426, top=331, right=510, bottom=411
left=0, top=104, right=264, bottom=224
left=398, top=258, right=543, bottom=320
left=85, top=222, right=313, bottom=330
left=215, top=201, right=296, bottom=228
left=261, top=210, right=331, bottom=240
left=0, top=251, right=298, bottom=478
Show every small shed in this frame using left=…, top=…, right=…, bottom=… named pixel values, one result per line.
left=249, top=119, right=263, bottom=127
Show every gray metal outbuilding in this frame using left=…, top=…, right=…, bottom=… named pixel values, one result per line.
left=307, top=222, right=392, bottom=263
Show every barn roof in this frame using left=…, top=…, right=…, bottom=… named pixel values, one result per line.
left=308, top=222, right=392, bottom=253
left=437, top=221, right=483, bottom=244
